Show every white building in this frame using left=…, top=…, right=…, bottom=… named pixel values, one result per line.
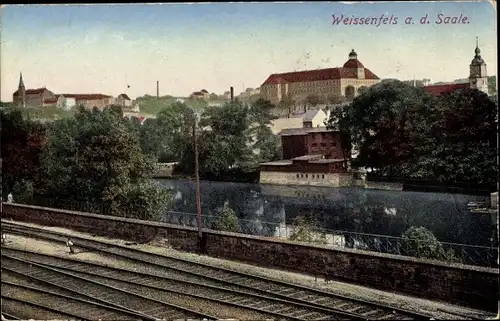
left=270, top=109, right=329, bottom=135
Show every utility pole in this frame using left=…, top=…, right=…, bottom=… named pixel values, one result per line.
left=193, top=114, right=202, bottom=242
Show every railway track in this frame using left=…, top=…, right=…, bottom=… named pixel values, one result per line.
left=2, top=220, right=434, bottom=320
left=1, top=280, right=147, bottom=320
left=2, top=247, right=367, bottom=321
left=1, top=253, right=216, bottom=320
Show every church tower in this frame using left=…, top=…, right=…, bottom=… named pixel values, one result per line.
left=469, top=37, right=488, bottom=95
left=17, top=72, right=26, bottom=108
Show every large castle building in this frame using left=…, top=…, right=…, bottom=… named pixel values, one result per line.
left=260, top=50, right=381, bottom=105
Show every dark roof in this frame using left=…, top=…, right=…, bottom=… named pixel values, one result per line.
left=13, top=88, right=50, bottom=95
left=59, top=94, right=112, bottom=100
left=279, top=126, right=336, bottom=136
left=118, top=93, right=131, bottom=100
left=343, top=59, right=364, bottom=68
left=43, top=97, right=59, bottom=104
left=200, top=89, right=209, bottom=93
left=303, top=109, right=321, bottom=122
left=262, top=66, right=379, bottom=86
left=292, top=154, right=324, bottom=161
left=423, top=83, right=469, bottom=96
left=309, top=159, right=345, bottom=164
left=260, top=160, right=293, bottom=166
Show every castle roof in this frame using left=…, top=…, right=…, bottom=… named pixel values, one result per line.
left=262, top=50, right=378, bottom=86
left=262, top=66, right=378, bottom=86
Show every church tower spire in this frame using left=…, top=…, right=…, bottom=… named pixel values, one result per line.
left=469, top=36, right=488, bottom=95
left=17, top=72, right=26, bottom=108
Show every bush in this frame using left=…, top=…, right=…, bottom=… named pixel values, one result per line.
left=11, top=180, right=34, bottom=204
left=401, top=226, right=460, bottom=263
left=288, top=216, right=327, bottom=245
left=212, top=204, right=240, bottom=233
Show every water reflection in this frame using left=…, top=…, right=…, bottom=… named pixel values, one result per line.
left=158, top=179, right=491, bottom=246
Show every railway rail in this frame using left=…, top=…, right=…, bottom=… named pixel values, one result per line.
left=1, top=280, right=147, bottom=320
left=3, top=247, right=366, bottom=320
left=0, top=220, right=466, bottom=320
left=1, top=254, right=216, bottom=320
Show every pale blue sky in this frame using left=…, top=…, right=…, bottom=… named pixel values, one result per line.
left=0, top=1, right=497, bottom=101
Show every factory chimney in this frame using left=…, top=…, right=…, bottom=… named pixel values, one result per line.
left=157, top=81, right=159, bottom=99
left=230, top=87, right=234, bottom=102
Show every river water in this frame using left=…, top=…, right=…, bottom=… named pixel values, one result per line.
left=157, top=179, right=493, bottom=246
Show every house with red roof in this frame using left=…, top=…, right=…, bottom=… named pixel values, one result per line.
left=260, top=49, right=381, bottom=105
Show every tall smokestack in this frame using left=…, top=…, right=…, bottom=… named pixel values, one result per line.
left=157, top=81, right=159, bottom=99
left=230, top=87, right=234, bottom=102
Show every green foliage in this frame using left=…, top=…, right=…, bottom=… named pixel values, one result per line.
left=39, top=106, right=171, bottom=220
left=212, top=204, right=240, bottom=232
left=327, top=80, right=433, bottom=176
left=304, top=94, right=324, bottom=106
left=136, top=95, right=207, bottom=115
left=277, top=93, right=295, bottom=114
left=487, top=76, right=496, bottom=94
left=1, top=107, right=47, bottom=199
left=11, top=180, right=34, bottom=204
left=247, top=99, right=281, bottom=164
left=139, top=102, right=192, bottom=162
left=198, top=101, right=252, bottom=174
left=401, top=226, right=460, bottom=263
left=288, top=216, right=327, bottom=244
left=407, top=89, right=497, bottom=185
left=328, top=80, right=497, bottom=186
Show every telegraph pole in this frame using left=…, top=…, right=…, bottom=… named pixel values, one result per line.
left=193, top=114, right=202, bottom=242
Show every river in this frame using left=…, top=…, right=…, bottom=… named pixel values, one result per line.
left=157, top=179, right=493, bottom=246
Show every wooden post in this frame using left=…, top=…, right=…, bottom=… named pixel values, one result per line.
left=193, top=116, right=202, bottom=241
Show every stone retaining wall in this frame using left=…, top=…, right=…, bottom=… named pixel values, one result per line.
left=2, top=203, right=498, bottom=312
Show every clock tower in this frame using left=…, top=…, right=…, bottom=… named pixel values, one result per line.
left=469, top=37, right=488, bottom=95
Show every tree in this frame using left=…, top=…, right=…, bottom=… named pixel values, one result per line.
left=247, top=99, right=281, bottom=164
left=409, top=89, right=497, bottom=185
left=139, top=102, right=192, bottom=162
left=327, top=80, right=433, bottom=176
left=401, top=226, right=459, bottom=262
left=39, top=106, right=171, bottom=220
left=304, top=94, right=323, bottom=107
left=197, top=101, right=253, bottom=174
left=277, top=93, right=295, bottom=116
left=0, top=107, right=47, bottom=200
left=327, top=95, right=347, bottom=105
left=288, top=216, right=327, bottom=244
left=212, top=203, right=240, bottom=232
left=209, top=93, right=218, bottom=100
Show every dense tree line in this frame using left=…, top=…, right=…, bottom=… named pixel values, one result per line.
left=1, top=98, right=281, bottom=219
left=327, top=80, right=498, bottom=188
left=1, top=106, right=170, bottom=220
left=141, top=98, right=281, bottom=177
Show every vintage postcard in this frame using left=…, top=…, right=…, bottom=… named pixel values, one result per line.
left=1, top=2, right=498, bottom=320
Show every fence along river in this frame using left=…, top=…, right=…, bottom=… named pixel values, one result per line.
left=158, top=179, right=498, bottom=266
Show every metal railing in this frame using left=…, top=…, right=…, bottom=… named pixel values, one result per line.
left=8, top=198, right=498, bottom=268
